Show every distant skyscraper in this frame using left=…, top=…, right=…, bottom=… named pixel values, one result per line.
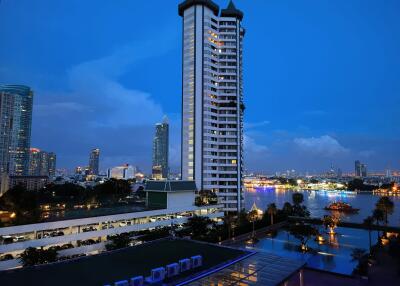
left=89, top=148, right=100, bottom=175
left=0, top=85, right=33, bottom=175
left=48, top=152, right=56, bottom=177
left=152, top=117, right=169, bottom=180
left=355, top=160, right=367, bottom=178
left=179, top=0, right=245, bottom=212
left=29, top=148, right=56, bottom=177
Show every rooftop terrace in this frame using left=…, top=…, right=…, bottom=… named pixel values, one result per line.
left=0, top=239, right=247, bottom=286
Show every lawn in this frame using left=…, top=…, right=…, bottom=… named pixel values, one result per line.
left=0, top=239, right=247, bottom=286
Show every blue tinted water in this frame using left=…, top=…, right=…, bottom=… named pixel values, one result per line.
left=244, top=227, right=375, bottom=275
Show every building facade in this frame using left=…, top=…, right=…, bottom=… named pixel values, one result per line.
left=0, top=85, right=33, bottom=176
left=89, top=148, right=100, bottom=175
left=179, top=0, right=245, bottom=212
left=107, top=164, right=136, bottom=180
left=29, top=148, right=56, bottom=177
left=355, top=160, right=367, bottom=178
left=152, top=117, right=169, bottom=180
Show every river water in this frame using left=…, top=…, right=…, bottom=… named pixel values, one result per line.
left=244, top=187, right=400, bottom=226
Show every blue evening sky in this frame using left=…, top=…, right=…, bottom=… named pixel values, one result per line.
left=0, top=0, right=399, bottom=174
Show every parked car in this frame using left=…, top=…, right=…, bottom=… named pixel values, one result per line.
left=1, top=236, right=14, bottom=244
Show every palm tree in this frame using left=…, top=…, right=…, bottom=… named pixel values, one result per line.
left=282, top=202, right=293, bottom=217
left=266, top=203, right=277, bottom=225
left=363, top=216, right=374, bottom=253
left=375, top=196, right=394, bottom=226
left=292, top=192, right=304, bottom=206
left=224, top=214, right=235, bottom=240
left=247, top=210, right=259, bottom=239
left=372, top=208, right=384, bottom=240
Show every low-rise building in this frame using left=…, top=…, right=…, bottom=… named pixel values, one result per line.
left=0, top=180, right=223, bottom=270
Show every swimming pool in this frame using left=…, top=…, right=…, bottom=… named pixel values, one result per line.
left=241, top=226, right=376, bottom=275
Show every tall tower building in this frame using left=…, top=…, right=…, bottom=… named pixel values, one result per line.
left=179, top=0, right=245, bottom=212
left=29, top=148, right=56, bottom=177
left=89, top=148, right=100, bottom=175
left=152, top=117, right=169, bottom=180
left=0, top=85, right=33, bottom=175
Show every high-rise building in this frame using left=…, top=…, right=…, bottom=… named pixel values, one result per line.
left=355, top=160, right=367, bottom=178
left=152, top=117, right=169, bottom=180
left=48, top=152, right=56, bottom=177
left=179, top=0, right=245, bottom=212
left=0, top=85, right=33, bottom=175
left=89, top=148, right=100, bottom=175
left=29, top=148, right=56, bottom=177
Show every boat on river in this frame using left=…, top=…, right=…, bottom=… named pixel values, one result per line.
left=324, top=201, right=359, bottom=213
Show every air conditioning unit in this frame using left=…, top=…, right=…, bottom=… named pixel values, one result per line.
left=114, top=280, right=129, bottom=286
left=151, top=267, right=166, bottom=283
left=130, top=276, right=143, bottom=286
left=179, top=258, right=191, bottom=272
left=166, top=263, right=180, bottom=277
left=191, top=255, right=202, bottom=268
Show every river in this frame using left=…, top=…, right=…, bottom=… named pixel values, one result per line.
left=244, top=187, right=400, bottom=226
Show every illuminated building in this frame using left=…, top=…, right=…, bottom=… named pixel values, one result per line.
left=107, top=164, right=136, bottom=180
left=88, top=148, right=100, bottom=175
left=355, top=160, right=368, bottom=178
left=29, top=148, right=56, bottom=177
left=0, top=85, right=33, bottom=175
left=152, top=117, right=169, bottom=180
left=179, top=0, right=245, bottom=212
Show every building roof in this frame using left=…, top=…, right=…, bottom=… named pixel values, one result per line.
left=178, top=0, right=219, bottom=17
left=145, top=180, right=197, bottom=192
left=220, top=0, right=244, bottom=21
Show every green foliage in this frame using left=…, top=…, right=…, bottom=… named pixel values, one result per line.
left=292, top=192, right=304, bottom=205
left=105, top=233, right=131, bottom=251
left=186, top=215, right=215, bottom=238
left=289, top=222, right=318, bottom=250
left=195, top=190, right=218, bottom=206
left=375, top=196, right=394, bottom=225
left=19, top=247, right=58, bottom=267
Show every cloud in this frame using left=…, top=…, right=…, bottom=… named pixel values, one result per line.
left=294, top=135, right=348, bottom=156
left=244, top=135, right=268, bottom=153
left=35, top=102, right=88, bottom=116
left=30, top=28, right=178, bottom=172
left=245, top=120, right=270, bottom=129
left=359, top=150, right=376, bottom=158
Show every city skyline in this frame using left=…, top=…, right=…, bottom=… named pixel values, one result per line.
left=0, top=0, right=399, bottom=173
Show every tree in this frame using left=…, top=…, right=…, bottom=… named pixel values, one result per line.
left=247, top=210, right=259, bottom=238
left=186, top=215, right=214, bottom=238
left=289, top=222, right=318, bottom=252
left=322, top=215, right=339, bottom=235
left=375, top=196, right=394, bottom=226
left=266, top=203, right=277, bottom=225
left=363, top=216, right=374, bottom=253
left=282, top=202, right=293, bottom=217
left=292, top=192, right=304, bottom=206
left=372, top=208, right=384, bottom=240
left=105, top=233, right=131, bottom=250
left=223, top=214, right=236, bottom=240
left=19, top=247, right=57, bottom=267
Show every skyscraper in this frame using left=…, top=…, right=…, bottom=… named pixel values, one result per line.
left=179, top=0, right=245, bottom=212
left=29, top=148, right=56, bottom=177
left=152, top=117, right=169, bottom=180
left=89, top=148, right=100, bottom=175
left=355, top=160, right=367, bottom=178
left=0, top=85, right=33, bottom=175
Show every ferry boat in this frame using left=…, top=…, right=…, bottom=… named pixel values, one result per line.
left=324, top=201, right=359, bottom=213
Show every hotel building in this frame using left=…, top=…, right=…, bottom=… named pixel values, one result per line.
left=179, top=0, right=245, bottom=212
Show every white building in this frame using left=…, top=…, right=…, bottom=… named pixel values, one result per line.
left=179, top=0, right=245, bottom=212
left=107, top=164, right=136, bottom=180
left=0, top=181, right=223, bottom=270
